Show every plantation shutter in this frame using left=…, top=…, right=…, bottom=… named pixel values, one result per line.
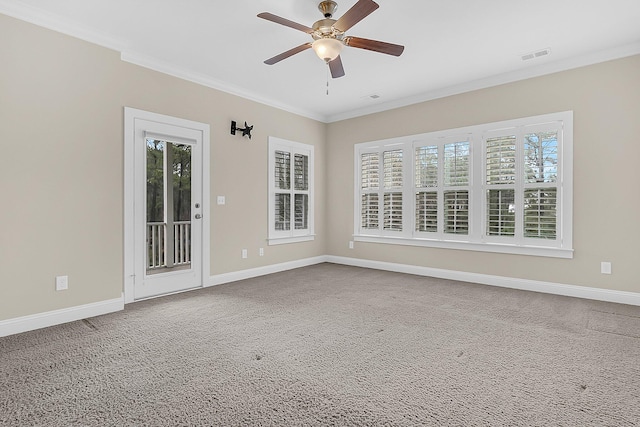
left=274, top=193, right=290, bottom=231
left=293, top=153, right=309, bottom=230
left=524, top=131, right=558, bottom=184
left=415, top=191, right=437, bottom=232
left=275, top=150, right=290, bottom=189
left=485, top=135, right=517, bottom=236
left=523, top=130, right=559, bottom=239
left=383, top=150, right=403, bottom=231
left=360, top=152, right=380, bottom=230
left=415, top=145, right=438, bottom=232
left=443, top=191, right=469, bottom=235
left=268, top=138, right=314, bottom=244
left=443, top=142, right=469, bottom=186
left=524, top=188, right=557, bottom=239
left=274, top=150, right=291, bottom=231
left=294, top=194, right=308, bottom=230
left=361, top=193, right=379, bottom=229
left=443, top=141, right=469, bottom=235
left=294, top=154, right=308, bottom=190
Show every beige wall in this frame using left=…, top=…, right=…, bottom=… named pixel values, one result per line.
left=0, top=14, right=326, bottom=321
left=326, top=54, right=640, bottom=293
left=1, top=12, right=638, bottom=323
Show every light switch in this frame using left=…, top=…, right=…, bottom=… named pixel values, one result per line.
left=217, top=196, right=226, bottom=205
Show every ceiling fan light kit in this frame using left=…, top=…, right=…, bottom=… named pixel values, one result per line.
left=258, top=0, right=404, bottom=78
left=312, top=38, right=343, bottom=62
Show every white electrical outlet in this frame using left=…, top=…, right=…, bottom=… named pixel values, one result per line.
left=241, top=249, right=248, bottom=259
left=217, top=196, right=226, bottom=205
left=55, top=275, right=68, bottom=291
left=601, top=262, right=612, bottom=275
left=349, top=241, right=354, bottom=249
left=259, top=248, right=264, bottom=257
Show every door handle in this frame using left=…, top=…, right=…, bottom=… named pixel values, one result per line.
left=194, top=214, right=202, bottom=219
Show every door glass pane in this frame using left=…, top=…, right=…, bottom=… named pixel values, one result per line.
left=147, top=139, right=165, bottom=270
left=146, top=139, right=192, bottom=273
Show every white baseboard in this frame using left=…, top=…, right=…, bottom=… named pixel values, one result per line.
left=0, top=295, right=124, bottom=338
left=3, top=256, right=637, bottom=338
left=326, top=256, right=640, bottom=307
left=209, top=256, right=328, bottom=287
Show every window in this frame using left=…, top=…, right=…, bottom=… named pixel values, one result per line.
left=268, top=137, right=314, bottom=245
left=359, top=146, right=409, bottom=237
left=354, top=111, right=573, bottom=258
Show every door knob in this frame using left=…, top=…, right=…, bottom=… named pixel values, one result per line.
left=195, top=214, right=202, bottom=219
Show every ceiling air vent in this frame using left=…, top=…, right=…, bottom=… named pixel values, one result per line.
left=361, top=93, right=381, bottom=100
left=521, top=48, right=551, bottom=61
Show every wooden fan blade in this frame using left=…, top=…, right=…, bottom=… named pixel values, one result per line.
left=333, top=0, right=379, bottom=32
left=344, top=36, right=404, bottom=56
left=264, top=43, right=312, bottom=65
left=329, top=55, right=345, bottom=78
left=257, top=12, right=314, bottom=34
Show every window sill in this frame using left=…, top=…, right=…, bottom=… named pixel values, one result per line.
left=268, top=235, right=316, bottom=246
left=353, top=235, right=573, bottom=259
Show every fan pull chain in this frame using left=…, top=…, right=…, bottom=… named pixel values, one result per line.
left=326, top=64, right=330, bottom=95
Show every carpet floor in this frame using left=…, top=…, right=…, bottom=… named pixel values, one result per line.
left=1, top=263, right=639, bottom=426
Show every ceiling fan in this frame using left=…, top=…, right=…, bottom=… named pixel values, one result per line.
left=258, top=0, right=404, bottom=78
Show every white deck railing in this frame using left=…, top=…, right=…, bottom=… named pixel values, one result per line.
left=147, top=221, right=191, bottom=270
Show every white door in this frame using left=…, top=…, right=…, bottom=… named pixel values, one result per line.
left=124, top=108, right=210, bottom=302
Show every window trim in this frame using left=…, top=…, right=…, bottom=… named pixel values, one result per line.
left=353, top=111, right=573, bottom=258
left=268, top=137, right=315, bottom=245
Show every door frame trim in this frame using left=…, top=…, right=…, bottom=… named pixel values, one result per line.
left=123, top=107, right=210, bottom=304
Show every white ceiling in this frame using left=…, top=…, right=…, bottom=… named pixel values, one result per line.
left=2, top=0, right=640, bottom=122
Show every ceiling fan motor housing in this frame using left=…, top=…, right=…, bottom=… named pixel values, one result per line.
left=311, top=18, right=344, bottom=41
left=318, top=1, right=338, bottom=18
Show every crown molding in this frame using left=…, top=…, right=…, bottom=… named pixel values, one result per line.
left=0, top=0, right=128, bottom=52
left=2, top=1, right=638, bottom=124
left=325, top=41, right=640, bottom=123
left=120, top=51, right=327, bottom=122
left=0, top=1, right=326, bottom=122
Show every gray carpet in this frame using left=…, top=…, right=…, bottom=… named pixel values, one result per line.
left=2, top=263, right=640, bottom=426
